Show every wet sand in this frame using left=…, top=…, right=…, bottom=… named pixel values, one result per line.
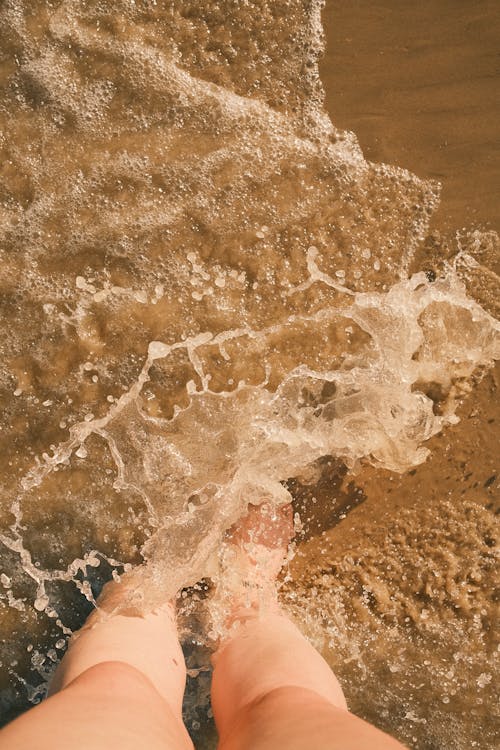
left=0, top=2, right=498, bottom=748
left=321, top=0, right=500, bottom=231
left=287, top=364, right=499, bottom=749
left=284, top=3, right=499, bottom=748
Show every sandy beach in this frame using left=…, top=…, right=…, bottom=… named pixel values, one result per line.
left=285, top=3, right=499, bottom=748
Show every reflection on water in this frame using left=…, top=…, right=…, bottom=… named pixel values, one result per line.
left=322, top=0, right=500, bottom=231
left=0, top=1, right=498, bottom=747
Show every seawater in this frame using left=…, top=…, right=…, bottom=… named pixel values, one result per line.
left=0, top=0, right=498, bottom=742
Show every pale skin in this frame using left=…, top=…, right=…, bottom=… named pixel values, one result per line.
left=0, top=504, right=407, bottom=750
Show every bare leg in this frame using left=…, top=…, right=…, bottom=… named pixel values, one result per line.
left=0, top=580, right=193, bottom=750
left=211, top=504, right=407, bottom=750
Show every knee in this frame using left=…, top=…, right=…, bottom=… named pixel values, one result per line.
left=238, top=688, right=406, bottom=750
left=218, top=687, right=347, bottom=750
left=67, top=660, right=159, bottom=699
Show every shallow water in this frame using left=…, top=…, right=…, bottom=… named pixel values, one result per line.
left=322, top=0, right=500, bottom=232
left=0, top=1, right=498, bottom=747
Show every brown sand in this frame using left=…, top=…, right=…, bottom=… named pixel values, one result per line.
left=321, top=0, right=500, bottom=232
left=283, top=3, right=499, bottom=748
left=0, top=2, right=497, bottom=748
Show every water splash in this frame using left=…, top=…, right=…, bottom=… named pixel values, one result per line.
left=0, top=0, right=499, bottom=728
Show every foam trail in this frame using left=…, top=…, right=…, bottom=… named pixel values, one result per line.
left=0, top=0, right=498, bottom=727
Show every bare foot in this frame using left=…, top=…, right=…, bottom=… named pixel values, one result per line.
left=211, top=502, right=295, bottom=634
left=226, top=501, right=294, bottom=577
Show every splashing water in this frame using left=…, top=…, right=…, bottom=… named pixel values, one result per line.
left=0, top=0, right=499, bottom=732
